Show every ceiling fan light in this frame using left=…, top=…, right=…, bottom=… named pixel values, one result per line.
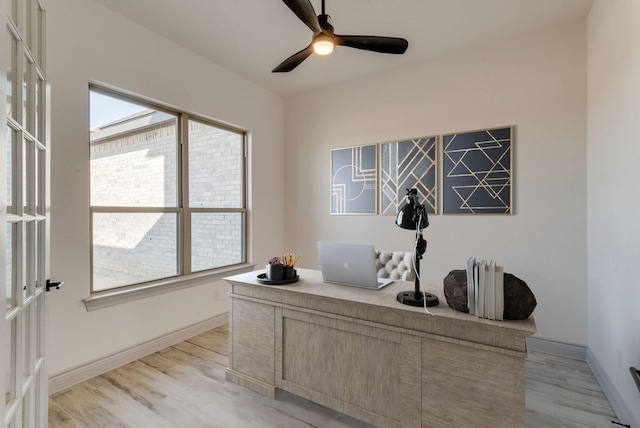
left=313, top=35, right=334, bottom=55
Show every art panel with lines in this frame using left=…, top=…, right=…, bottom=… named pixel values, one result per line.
left=380, top=137, right=436, bottom=215
left=442, top=127, right=512, bottom=214
left=331, top=145, right=377, bottom=214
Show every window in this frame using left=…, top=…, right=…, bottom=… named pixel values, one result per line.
left=89, top=86, right=246, bottom=292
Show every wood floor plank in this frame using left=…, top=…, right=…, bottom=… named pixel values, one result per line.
left=185, top=329, right=229, bottom=355
left=49, top=324, right=622, bottom=428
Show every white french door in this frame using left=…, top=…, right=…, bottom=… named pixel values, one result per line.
left=2, top=0, right=49, bottom=427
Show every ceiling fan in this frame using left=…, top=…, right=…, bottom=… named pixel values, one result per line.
left=273, top=0, right=409, bottom=73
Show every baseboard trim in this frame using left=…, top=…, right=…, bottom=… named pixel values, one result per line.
left=48, top=313, right=229, bottom=395
left=526, top=336, right=588, bottom=360
left=587, top=349, right=639, bottom=428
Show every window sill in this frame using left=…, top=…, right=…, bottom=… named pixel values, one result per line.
left=82, top=264, right=256, bottom=311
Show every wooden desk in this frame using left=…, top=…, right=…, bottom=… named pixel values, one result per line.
left=225, top=269, right=536, bottom=428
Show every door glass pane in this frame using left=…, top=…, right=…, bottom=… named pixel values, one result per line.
left=6, top=32, right=16, bottom=118
left=35, top=293, right=44, bottom=358
left=191, top=212, right=244, bottom=272
left=90, top=90, right=178, bottom=208
left=36, top=220, right=45, bottom=290
left=26, top=221, right=37, bottom=295
left=34, top=367, right=43, bottom=427
left=25, top=0, right=35, bottom=55
left=92, top=212, right=179, bottom=291
left=9, top=409, right=20, bottom=428
left=29, top=141, right=37, bottom=215
left=188, top=120, right=243, bottom=208
left=21, top=222, right=26, bottom=301
left=34, top=76, right=40, bottom=140
left=12, top=0, right=24, bottom=34
left=24, top=140, right=35, bottom=215
left=7, top=126, right=13, bottom=211
left=22, top=384, right=34, bottom=428
left=22, top=55, right=30, bottom=129
left=5, top=317, right=17, bottom=405
left=36, top=3, right=45, bottom=64
left=22, top=137, right=26, bottom=212
left=36, top=146, right=44, bottom=214
left=6, top=223, right=15, bottom=310
left=23, top=222, right=33, bottom=299
left=22, top=305, right=31, bottom=380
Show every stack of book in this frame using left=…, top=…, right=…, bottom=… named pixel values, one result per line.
left=466, top=257, right=504, bottom=321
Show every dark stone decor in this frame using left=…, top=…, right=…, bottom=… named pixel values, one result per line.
left=443, top=270, right=469, bottom=312
left=443, top=269, right=537, bottom=320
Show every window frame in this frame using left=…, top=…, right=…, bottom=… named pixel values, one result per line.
left=85, top=85, right=253, bottom=310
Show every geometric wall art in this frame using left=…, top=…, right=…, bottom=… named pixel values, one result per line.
left=331, top=144, right=377, bottom=214
left=442, top=127, right=513, bottom=214
left=380, top=136, right=437, bottom=215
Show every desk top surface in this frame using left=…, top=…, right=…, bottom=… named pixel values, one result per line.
left=226, top=268, right=536, bottom=339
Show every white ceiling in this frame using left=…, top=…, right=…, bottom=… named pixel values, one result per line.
left=92, top=0, right=594, bottom=97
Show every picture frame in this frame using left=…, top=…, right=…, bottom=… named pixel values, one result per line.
left=442, top=126, right=513, bottom=214
left=330, top=144, right=378, bottom=215
left=380, top=136, right=437, bottom=215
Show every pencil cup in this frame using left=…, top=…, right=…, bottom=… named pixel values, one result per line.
left=266, top=263, right=284, bottom=281
left=283, top=266, right=297, bottom=280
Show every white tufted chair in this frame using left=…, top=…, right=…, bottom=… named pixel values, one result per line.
left=375, top=251, right=415, bottom=281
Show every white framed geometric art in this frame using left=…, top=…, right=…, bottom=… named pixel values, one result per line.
left=442, top=126, right=513, bottom=214
left=380, top=136, right=437, bottom=215
left=331, top=144, right=377, bottom=214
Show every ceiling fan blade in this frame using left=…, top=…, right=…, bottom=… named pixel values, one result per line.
left=272, top=45, right=314, bottom=72
left=282, top=0, right=322, bottom=33
left=335, top=35, right=408, bottom=54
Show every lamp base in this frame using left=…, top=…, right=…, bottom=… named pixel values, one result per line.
left=396, top=291, right=439, bottom=307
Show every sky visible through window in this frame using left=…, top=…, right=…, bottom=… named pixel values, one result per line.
left=90, top=91, right=147, bottom=129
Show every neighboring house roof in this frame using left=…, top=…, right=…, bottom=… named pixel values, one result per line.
left=90, top=109, right=175, bottom=143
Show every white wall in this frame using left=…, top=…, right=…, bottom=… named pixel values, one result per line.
left=47, top=0, right=284, bottom=376
left=284, top=22, right=588, bottom=345
left=587, top=0, right=640, bottom=424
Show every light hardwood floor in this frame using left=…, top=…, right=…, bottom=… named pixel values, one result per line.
left=48, top=324, right=621, bottom=428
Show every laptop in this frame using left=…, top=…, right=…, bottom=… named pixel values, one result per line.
left=317, top=241, right=393, bottom=289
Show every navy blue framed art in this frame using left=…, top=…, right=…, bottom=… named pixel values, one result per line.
left=442, top=127, right=513, bottom=214
left=331, top=145, right=377, bottom=214
left=380, top=136, right=437, bottom=215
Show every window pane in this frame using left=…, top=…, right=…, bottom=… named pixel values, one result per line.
left=188, top=120, right=243, bottom=208
left=191, top=212, right=244, bottom=272
left=92, top=212, right=179, bottom=291
left=90, top=90, right=178, bottom=207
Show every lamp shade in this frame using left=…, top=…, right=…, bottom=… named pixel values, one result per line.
left=396, top=189, right=429, bottom=230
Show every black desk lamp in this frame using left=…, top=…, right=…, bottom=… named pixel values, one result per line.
left=395, top=188, right=439, bottom=307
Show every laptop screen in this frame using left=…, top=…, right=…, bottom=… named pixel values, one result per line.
left=317, top=241, right=393, bottom=289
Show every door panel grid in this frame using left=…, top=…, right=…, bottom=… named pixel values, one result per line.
left=3, top=0, right=48, bottom=426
